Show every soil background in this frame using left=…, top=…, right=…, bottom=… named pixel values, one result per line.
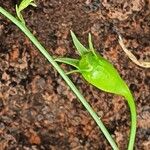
left=0, top=0, right=150, bottom=150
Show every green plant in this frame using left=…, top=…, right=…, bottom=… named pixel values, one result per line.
left=55, top=31, right=137, bottom=150
left=16, top=0, right=36, bottom=24
left=0, top=6, right=119, bottom=150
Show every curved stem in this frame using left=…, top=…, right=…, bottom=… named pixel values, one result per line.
left=0, top=7, right=119, bottom=150
left=125, top=93, right=137, bottom=150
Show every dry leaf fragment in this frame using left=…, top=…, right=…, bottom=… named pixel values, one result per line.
left=118, top=35, right=150, bottom=68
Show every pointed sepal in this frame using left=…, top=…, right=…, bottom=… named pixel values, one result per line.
left=88, top=33, right=94, bottom=51
left=66, top=70, right=81, bottom=75
left=55, top=57, right=80, bottom=69
left=70, top=30, right=89, bottom=56
left=88, top=33, right=97, bottom=57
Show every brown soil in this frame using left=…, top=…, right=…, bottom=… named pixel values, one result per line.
left=0, top=0, right=150, bottom=150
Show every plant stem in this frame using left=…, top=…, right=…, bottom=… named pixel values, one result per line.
left=125, top=93, right=137, bottom=150
left=0, top=6, right=119, bottom=150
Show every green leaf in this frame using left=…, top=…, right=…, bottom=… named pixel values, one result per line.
left=18, top=0, right=36, bottom=12
left=16, top=5, right=25, bottom=24
left=29, top=2, right=37, bottom=7
left=16, top=0, right=37, bottom=24
left=70, top=30, right=89, bottom=56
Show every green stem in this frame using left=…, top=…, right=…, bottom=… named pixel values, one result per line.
left=125, top=93, right=137, bottom=150
left=0, top=7, right=119, bottom=150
